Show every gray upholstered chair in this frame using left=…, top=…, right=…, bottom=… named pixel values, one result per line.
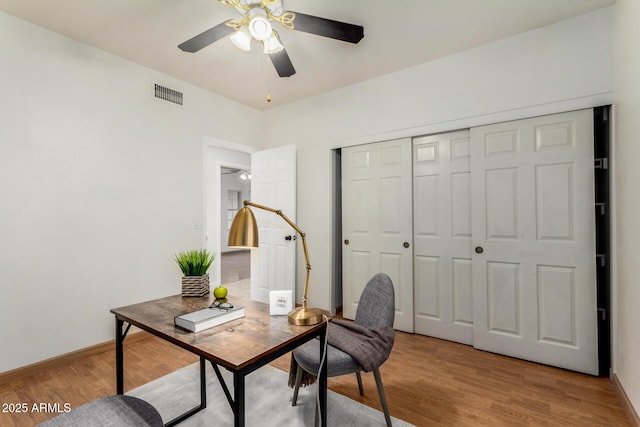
left=291, top=272, right=395, bottom=427
left=38, top=395, right=162, bottom=427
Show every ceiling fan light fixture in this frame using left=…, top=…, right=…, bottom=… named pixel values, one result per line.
left=179, top=0, right=363, bottom=79
left=230, top=26, right=252, bottom=51
left=248, top=16, right=272, bottom=41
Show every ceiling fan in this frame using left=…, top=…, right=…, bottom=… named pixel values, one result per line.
left=178, top=0, right=364, bottom=77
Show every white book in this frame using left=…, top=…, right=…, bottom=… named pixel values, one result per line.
left=174, top=305, right=245, bottom=332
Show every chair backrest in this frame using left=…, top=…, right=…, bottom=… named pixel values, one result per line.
left=354, top=273, right=395, bottom=329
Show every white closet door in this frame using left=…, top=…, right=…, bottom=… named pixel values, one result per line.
left=413, top=130, right=473, bottom=344
left=471, top=109, right=598, bottom=374
left=342, top=139, right=414, bottom=332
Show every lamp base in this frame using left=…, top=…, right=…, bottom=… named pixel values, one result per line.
left=288, top=306, right=324, bottom=326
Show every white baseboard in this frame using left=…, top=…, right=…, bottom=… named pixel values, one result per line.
left=613, top=373, right=640, bottom=426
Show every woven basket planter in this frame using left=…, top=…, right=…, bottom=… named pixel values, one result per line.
left=181, top=274, right=209, bottom=297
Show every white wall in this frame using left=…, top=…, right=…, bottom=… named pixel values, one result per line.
left=0, top=12, right=262, bottom=373
left=262, top=8, right=614, bottom=314
left=613, top=0, right=640, bottom=415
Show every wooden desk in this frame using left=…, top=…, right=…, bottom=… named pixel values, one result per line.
left=111, top=294, right=327, bottom=427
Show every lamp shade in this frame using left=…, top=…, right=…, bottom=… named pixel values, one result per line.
left=230, top=26, right=252, bottom=52
left=228, top=206, right=258, bottom=248
left=263, top=32, right=284, bottom=54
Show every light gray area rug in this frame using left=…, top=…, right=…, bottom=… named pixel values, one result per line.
left=128, top=362, right=413, bottom=427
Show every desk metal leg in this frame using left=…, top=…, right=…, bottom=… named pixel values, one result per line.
left=233, top=372, right=245, bottom=427
left=114, top=316, right=207, bottom=426
left=209, top=361, right=245, bottom=426
left=318, top=324, right=327, bottom=427
left=165, top=357, right=207, bottom=427
left=200, top=357, right=207, bottom=409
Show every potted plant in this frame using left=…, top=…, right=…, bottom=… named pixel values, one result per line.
left=175, top=249, right=216, bottom=297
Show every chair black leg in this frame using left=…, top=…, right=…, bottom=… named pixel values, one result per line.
left=292, top=364, right=320, bottom=426
left=291, top=365, right=303, bottom=406
left=373, top=368, right=392, bottom=427
left=355, top=371, right=364, bottom=395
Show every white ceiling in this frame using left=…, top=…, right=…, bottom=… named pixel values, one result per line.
left=0, top=0, right=615, bottom=110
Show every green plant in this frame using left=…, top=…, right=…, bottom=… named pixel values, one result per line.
left=174, top=249, right=216, bottom=276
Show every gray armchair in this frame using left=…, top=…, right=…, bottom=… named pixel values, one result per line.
left=291, top=273, right=395, bottom=426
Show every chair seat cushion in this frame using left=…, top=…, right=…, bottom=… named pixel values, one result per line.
left=293, top=338, right=362, bottom=377
left=38, top=395, right=162, bottom=427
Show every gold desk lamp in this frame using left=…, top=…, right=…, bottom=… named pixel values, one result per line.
left=228, top=200, right=323, bottom=326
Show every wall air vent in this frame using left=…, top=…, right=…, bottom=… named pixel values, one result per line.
left=154, top=84, right=183, bottom=106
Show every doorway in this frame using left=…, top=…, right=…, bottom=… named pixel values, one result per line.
left=220, top=167, right=251, bottom=296
left=204, top=139, right=253, bottom=291
left=204, top=141, right=297, bottom=304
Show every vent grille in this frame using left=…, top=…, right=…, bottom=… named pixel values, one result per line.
left=154, top=84, right=183, bottom=105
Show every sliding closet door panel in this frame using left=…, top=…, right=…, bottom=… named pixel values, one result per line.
left=471, top=109, right=598, bottom=375
left=342, top=139, right=413, bottom=332
left=413, top=130, right=473, bottom=344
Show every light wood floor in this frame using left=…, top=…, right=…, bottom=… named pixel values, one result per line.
left=0, top=331, right=630, bottom=426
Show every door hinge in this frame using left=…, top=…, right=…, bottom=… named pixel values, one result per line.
left=596, top=254, right=606, bottom=267
left=598, top=308, right=607, bottom=321
left=595, top=202, right=606, bottom=215
left=595, top=158, right=608, bottom=170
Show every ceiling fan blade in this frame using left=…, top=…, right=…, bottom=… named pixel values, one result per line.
left=269, top=48, right=296, bottom=77
left=289, top=12, right=364, bottom=44
left=178, top=22, right=236, bottom=53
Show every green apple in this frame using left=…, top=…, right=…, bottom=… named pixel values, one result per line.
left=213, top=285, right=228, bottom=299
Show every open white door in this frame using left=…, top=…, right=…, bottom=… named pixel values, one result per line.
left=470, top=109, right=598, bottom=375
left=250, top=145, right=297, bottom=304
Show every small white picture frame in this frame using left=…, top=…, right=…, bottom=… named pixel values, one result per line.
left=269, top=290, right=293, bottom=316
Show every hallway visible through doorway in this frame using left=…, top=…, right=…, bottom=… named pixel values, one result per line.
left=221, top=250, right=250, bottom=299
